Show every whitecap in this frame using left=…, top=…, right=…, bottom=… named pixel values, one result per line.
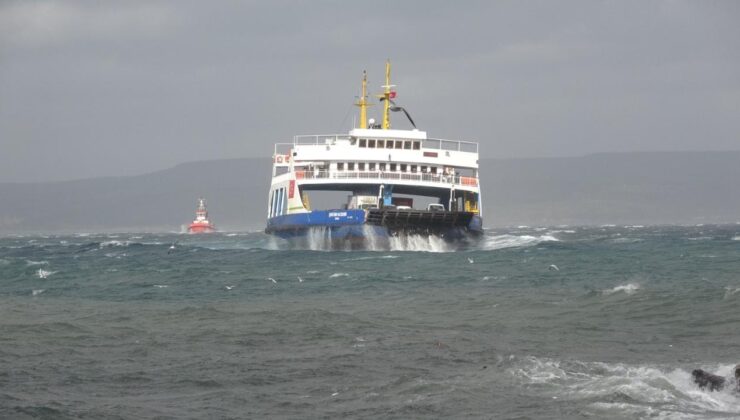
left=731, top=236, right=740, bottom=241
left=37, top=269, right=56, bottom=279
left=603, top=282, right=640, bottom=295
left=99, top=240, right=131, bottom=248
left=480, top=234, right=559, bottom=251
left=509, top=356, right=740, bottom=418
left=329, top=273, right=349, bottom=278
left=32, top=289, right=45, bottom=296
left=153, top=284, right=169, bottom=288
left=25, top=260, right=49, bottom=266
left=723, top=286, right=740, bottom=299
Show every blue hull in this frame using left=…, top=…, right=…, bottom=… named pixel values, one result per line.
left=266, top=210, right=482, bottom=243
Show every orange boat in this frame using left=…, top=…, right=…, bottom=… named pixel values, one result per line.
left=188, top=198, right=216, bottom=233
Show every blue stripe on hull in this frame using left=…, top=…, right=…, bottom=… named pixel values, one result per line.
left=266, top=210, right=483, bottom=242
left=266, top=210, right=366, bottom=231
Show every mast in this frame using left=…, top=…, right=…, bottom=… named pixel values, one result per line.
left=354, top=70, right=369, bottom=129
left=381, top=60, right=394, bottom=129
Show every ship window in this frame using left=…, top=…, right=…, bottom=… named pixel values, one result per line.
left=368, top=139, right=375, bottom=148
left=413, top=141, right=421, bottom=150
left=395, top=141, right=403, bottom=149
left=379, top=163, right=386, bottom=171
left=411, top=165, right=417, bottom=173
left=421, top=165, right=428, bottom=173
left=400, top=164, right=407, bottom=172
left=431, top=167, right=438, bottom=174
left=348, top=162, right=355, bottom=170
left=369, top=162, right=376, bottom=171
left=359, top=139, right=367, bottom=147
left=358, top=162, right=365, bottom=171
left=337, top=162, right=344, bottom=171
left=404, top=141, right=412, bottom=150
left=386, top=140, right=394, bottom=149
left=377, top=140, right=384, bottom=148
left=390, top=163, right=397, bottom=171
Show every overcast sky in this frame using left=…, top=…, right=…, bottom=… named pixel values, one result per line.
left=1, top=0, right=738, bottom=182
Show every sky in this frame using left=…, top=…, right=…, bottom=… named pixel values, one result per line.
left=1, top=0, right=738, bottom=183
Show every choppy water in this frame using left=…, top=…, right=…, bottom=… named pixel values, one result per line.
left=1, top=225, right=739, bottom=419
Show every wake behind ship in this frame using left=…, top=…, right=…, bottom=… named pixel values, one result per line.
left=265, top=62, right=482, bottom=248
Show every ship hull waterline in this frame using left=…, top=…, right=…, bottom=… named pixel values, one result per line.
left=265, top=209, right=482, bottom=248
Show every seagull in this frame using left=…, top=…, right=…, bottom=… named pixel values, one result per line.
left=549, top=264, right=560, bottom=271
left=297, top=276, right=304, bottom=283
left=268, top=277, right=277, bottom=284
left=225, top=285, right=235, bottom=290
left=467, top=257, right=474, bottom=264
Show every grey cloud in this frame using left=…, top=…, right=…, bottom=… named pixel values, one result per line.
left=0, top=0, right=738, bottom=182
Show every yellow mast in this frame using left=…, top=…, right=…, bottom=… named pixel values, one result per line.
left=354, top=70, right=369, bottom=129
left=381, top=60, right=392, bottom=129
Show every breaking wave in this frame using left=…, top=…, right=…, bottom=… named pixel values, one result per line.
left=509, top=356, right=740, bottom=418
left=480, top=234, right=559, bottom=251
left=603, top=283, right=641, bottom=295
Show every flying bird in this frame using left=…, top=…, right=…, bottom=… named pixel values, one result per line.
left=268, top=277, right=277, bottom=284
left=549, top=264, right=560, bottom=271
left=297, top=276, right=304, bottom=283
left=467, top=257, right=474, bottom=264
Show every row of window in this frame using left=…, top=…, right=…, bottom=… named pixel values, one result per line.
left=336, top=162, right=439, bottom=174
left=268, top=187, right=287, bottom=218
left=355, top=138, right=421, bottom=150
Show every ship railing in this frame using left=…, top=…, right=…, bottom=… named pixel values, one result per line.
left=294, top=170, right=478, bottom=187
left=293, top=134, right=351, bottom=145
left=291, top=134, right=478, bottom=153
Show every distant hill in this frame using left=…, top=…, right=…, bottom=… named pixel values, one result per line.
left=1, top=152, right=738, bottom=234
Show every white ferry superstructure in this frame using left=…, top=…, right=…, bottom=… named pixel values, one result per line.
left=265, top=62, right=482, bottom=245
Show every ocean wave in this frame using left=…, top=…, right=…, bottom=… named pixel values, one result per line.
left=388, top=234, right=451, bottom=252
left=602, top=283, right=640, bottom=295
left=731, top=236, right=740, bottom=241
left=723, top=286, right=740, bottom=299
left=25, top=260, right=49, bottom=266
left=480, top=234, right=559, bottom=251
left=509, top=356, right=740, bottom=418
left=32, top=289, right=45, bottom=296
left=36, top=269, right=56, bottom=279
left=329, top=272, right=349, bottom=278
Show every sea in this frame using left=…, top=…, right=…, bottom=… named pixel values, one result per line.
left=1, top=225, right=739, bottom=419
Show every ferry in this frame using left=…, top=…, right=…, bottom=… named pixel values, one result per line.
left=265, top=62, right=482, bottom=246
left=187, top=198, right=216, bottom=233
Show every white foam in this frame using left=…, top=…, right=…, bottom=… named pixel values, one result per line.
left=99, top=240, right=131, bottom=248
left=37, top=269, right=56, bottom=279
left=341, top=255, right=399, bottom=261
left=731, top=236, right=740, bottom=241
left=388, top=234, right=452, bottom=252
left=329, top=272, right=349, bottom=278
left=723, top=286, right=740, bottom=299
left=153, top=284, right=169, bottom=288
left=510, top=356, right=740, bottom=418
left=480, top=234, right=559, bottom=251
left=603, top=282, right=640, bottom=295
left=25, top=260, right=49, bottom=266
left=32, top=289, right=45, bottom=296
